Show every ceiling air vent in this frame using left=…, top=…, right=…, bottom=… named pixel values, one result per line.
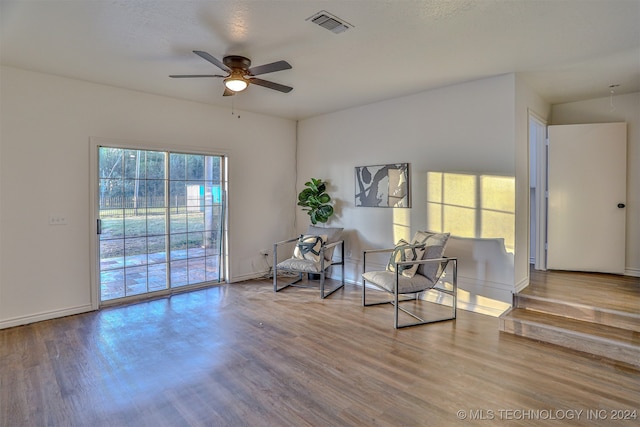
left=307, top=10, right=353, bottom=34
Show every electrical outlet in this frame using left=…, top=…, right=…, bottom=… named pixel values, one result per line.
left=49, top=214, right=67, bottom=225
left=259, top=249, right=269, bottom=257
left=347, top=250, right=352, bottom=258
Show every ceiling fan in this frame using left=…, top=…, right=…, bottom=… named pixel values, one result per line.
left=170, top=51, right=293, bottom=96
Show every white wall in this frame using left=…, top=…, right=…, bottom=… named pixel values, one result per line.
left=8, top=64, right=621, bottom=328
left=551, top=92, right=640, bottom=276
left=298, top=74, right=530, bottom=315
left=0, top=66, right=297, bottom=328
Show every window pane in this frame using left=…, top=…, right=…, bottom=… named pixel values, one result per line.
left=99, top=147, right=123, bottom=179
left=145, top=151, right=165, bottom=179
left=186, top=182, right=203, bottom=213
left=99, top=179, right=123, bottom=209
left=124, top=150, right=140, bottom=179
left=101, top=269, right=124, bottom=300
left=147, top=236, right=166, bottom=263
left=205, top=239, right=220, bottom=256
left=187, top=154, right=204, bottom=180
left=170, top=153, right=186, bottom=180
left=170, top=233, right=188, bottom=260
left=204, top=183, right=222, bottom=206
left=147, top=214, right=166, bottom=239
left=170, top=181, right=186, bottom=211
left=187, top=211, right=204, bottom=233
left=124, top=237, right=147, bottom=266
left=100, top=239, right=124, bottom=269
left=205, top=156, right=221, bottom=184
left=148, top=263, right=167, bottom=292
left=171, top=214, right=187, bottom=234
left=124, top=216, right=146, bottom=238
left=171, top=260, right=188, bottom=287
left=125, top=266, right=147, bottom=296
left=203, top=205, right=223, bottom=233
left=205, top=257, right=220, bottom=282
left=147, top=180, right=165, bottom=208
left=100, top=214, right=124, bottom=240
left=188, top=232, right=204, bottom=258
left=188, top=257, right=206, bottom=284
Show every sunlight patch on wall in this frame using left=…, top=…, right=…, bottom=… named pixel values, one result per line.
left=393, top=207, right=411, bottom=243
left=427, top=172, right=515, bottom=253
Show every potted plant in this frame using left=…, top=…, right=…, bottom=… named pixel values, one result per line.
left=297, top=178, right=334, bottom=224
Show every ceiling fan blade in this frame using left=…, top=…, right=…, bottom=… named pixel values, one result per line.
left=193, top=51, right=230, bottom=72
left=169, top=74, right=224, bottom=78
left=249, top=78, right=293, bottom=93
left=223, top=87, right=236, bottom=97
left=248, top=60, right=292, bottom=76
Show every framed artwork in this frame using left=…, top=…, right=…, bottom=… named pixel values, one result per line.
left=355, top=163, right=410, bottom=207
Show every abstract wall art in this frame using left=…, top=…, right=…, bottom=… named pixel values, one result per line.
left=355, top=163, right=410, bottom=208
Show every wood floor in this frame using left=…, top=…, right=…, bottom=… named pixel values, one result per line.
left=501, top=268, right=640, bottom=367
left=525, top=268, right=639, bottom=314
left=1, top=276, right=639, bottom=427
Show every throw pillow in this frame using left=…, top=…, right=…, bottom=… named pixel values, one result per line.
left=306, top=226, right=343, bottom=260
left=412, top=231, right=450, bottom=281
left=412, top=230, right=450, bottom=247
left=387, top=239, right=426, bottom=278
left=293, top=234, right=327, bottom=263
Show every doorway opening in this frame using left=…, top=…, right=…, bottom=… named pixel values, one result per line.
left=529, top=112, right=548, bottom=271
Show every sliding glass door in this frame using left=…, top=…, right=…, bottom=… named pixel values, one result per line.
left=97, top=146, right=225, bottom=302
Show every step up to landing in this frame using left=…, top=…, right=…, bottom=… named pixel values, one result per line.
left=503, top=269, right=640, bottom=368
left=500, top=306, right=640, bottom=368
left=515, top=293, right=640, bottom=333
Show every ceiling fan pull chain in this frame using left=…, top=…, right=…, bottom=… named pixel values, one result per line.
left=609, top=84, right=619, bottom=112
left=231, top=99, right=240, bottom=119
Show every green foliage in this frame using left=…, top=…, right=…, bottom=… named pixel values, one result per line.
left=297, top=178, right=334, bottom=224
left=98, top=147, right=222, bottom=201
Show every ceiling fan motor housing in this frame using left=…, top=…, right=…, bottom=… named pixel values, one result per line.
left=223, top=55, right=252, bottom=71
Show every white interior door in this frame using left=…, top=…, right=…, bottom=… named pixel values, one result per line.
left=547, top=123, right=627, bottom=274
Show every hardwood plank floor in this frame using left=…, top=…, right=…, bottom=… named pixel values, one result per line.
left=1, top=279, right=639, bottom=426
left=501, top=268, right=640, bottom=366
left=527, top=268, right=640, bottom=314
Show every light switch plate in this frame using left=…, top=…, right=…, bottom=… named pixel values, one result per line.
left=49, top=214, right=67, bottom=225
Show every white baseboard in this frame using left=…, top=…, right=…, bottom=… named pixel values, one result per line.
left=625, top=267, right=640, bottom=277
left=514, top=276, right=529, bottom=293
left=0, top=303, right=94, bottom=330
left=229, top=270, right=271, bottom=283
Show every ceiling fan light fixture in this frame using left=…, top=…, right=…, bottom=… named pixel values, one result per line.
left=224, top=71, right=248, bottom=92
left=172, top=51, right=293, bottom=95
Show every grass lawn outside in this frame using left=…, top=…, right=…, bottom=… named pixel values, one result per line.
left=99, top=209, right=222, bottom=258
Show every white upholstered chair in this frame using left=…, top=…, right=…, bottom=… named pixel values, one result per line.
left=362, top=231, right=457, bottom=328
left=273, top=226, right=345, bottom=299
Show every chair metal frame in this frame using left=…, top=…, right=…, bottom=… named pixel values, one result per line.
left=273, top=237, right=345, bottom=299
left=362, top=247, right=457, bottom=328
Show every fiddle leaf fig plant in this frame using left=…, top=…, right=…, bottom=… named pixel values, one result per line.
left=297, top=178, right=334, bottom=224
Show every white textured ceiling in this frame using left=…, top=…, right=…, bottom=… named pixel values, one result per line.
left=1, top=0, right=639, bottom=120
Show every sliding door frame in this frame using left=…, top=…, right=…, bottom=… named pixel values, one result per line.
left=89, top=137, right=229, bottom=309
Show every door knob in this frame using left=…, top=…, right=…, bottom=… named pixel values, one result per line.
left=617, top=203, right=626, bottom=208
